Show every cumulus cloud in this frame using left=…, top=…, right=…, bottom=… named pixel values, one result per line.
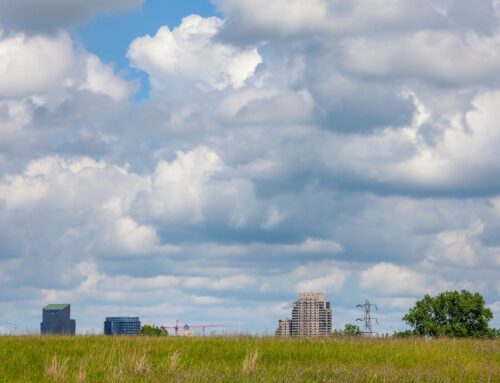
left=0, top=31, right=133, bottom=102
left=128, top=15, right=262, bottom=91
left=343, top=32, right=500, bottom=87
left=215, top=0, right=329, bottom=39
left=141, top=146, right=223, bottom=222
left=0, top=156, right=159, bottom=257
left=2, top=1, right=500, bottom=333
left=81, top=55, right=135, bottom=101
left=426, top=223, right=482, bottom=267
left=296, top=268, right=350, bottom=293
left=360, top=263, right=447, bottom=297
left=0, top=32, right=74, bottom=99
left=215, top=0, right=497, bottom=41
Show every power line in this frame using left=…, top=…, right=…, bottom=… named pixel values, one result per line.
left=356, top=299, right=378, bottom=335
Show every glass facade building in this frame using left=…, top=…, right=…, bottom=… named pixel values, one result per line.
left=104, top=317, right=141, bottom=335
left=41, top=304, right=76, bottom=335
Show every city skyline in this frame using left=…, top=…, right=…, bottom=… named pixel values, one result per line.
left=0, top=0, right=499, bottom=335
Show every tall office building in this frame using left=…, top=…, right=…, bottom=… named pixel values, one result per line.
left=276, top=293, right=332, bottom=337
left=104, top=317, right=141, bottom=335
left=41, top=304, right=76, bottom=335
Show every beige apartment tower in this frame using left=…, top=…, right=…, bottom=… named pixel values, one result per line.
left=276, top=292, right=332, bottom=336
left=275, top=318, right=292, bottom=336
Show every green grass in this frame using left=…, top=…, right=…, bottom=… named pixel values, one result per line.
left=0, top=336, right=498, bottom=382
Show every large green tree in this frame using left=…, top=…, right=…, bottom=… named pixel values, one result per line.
left=403, top=290, right=493, bottom=337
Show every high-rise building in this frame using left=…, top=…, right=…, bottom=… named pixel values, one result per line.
left=41, top=304, right=76, bottom=335
left=276, top=293, right=332, bottom=337
left=292, top=293, right=332, bottom=336
left=104, top=317, right=141, bottom=335
left=275, top=318, right=292, bottom=336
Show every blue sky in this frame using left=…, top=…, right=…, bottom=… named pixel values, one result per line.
left=76, top=0, right=219, bottom=100
left=0, top=0, right=499, bottom=335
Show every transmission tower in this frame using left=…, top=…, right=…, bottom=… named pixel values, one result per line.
left=356, top=299, right=378, bottom=335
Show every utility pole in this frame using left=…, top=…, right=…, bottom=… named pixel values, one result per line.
left=356, top=299, right=378, bottom=335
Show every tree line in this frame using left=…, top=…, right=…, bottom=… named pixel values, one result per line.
left=340, top=290, right=499, bottom=338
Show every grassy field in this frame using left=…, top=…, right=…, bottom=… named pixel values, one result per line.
left=0, top=336, right=498, bottom=382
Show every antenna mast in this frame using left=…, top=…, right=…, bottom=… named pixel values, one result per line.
left=356, top=299, right=378, bottom=335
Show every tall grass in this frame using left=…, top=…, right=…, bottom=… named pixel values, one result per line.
left=0, top=336, right=498, bottom=382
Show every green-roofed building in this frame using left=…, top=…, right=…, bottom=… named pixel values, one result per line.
left=41, top=304, right=76, bottom=335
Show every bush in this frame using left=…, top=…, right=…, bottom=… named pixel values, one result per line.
left=140, top=324, right=168, bottom=336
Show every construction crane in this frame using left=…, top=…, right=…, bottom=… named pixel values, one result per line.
left=356, top=299, right=378, bottom=335
left=161, top=320, right=226, bottom=336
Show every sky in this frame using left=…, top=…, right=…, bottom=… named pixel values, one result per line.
left=0, top=0, right=499, bottom=335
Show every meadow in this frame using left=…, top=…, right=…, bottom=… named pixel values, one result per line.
left=0, top=336, right=498, bottom=382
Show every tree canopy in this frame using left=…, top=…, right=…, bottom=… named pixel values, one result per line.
left=403, top=290, right=494, bottom=337
left=343, top=323, right=362, bottom=336
left=141, top=324, right=168, bottom=336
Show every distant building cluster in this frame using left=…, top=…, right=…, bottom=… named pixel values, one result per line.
left=40, top=294, right=333, bottom=336
left=276, top=292, right=332, bottom=337
left=40, top=304, right=141, bottom=335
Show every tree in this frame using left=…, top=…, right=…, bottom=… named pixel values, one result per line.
left=141, top=324, right=168, bottom=336
left=403, top=290, right=493, bottom=338
left=343, top=323, right=362, bottom=336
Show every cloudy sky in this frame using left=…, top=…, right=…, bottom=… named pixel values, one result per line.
left=1, top=0, right=499, bottom=334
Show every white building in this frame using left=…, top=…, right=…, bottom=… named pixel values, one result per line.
left=275, top=318, right=292, bottom=336
left=276, top=292, right=332, bottom=337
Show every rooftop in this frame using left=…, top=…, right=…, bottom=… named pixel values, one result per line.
left=44, top=304, right=69, bottom=310
left=297, top=293, right=327, bottom=301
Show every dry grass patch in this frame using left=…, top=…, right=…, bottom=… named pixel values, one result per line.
left=132, top=351, right=152, bottom=375
left=45, top=355, right=68, bottom=382
left=165, top=350, right=182, bottom=375
left=242, top=349, right=259, bottom=375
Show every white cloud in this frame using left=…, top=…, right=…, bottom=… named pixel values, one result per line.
left=317, top=89, right=500, bottom=193
left=128, top=15, right=262, bottom=90
left=0, top=31, right=134, bottom=101
left=219, top=88, right=315, bottom=125
left=0, top=156, right=156, bottom=255
left=81, top=55, right=134, bottom=101
left=426, top=223, right=482, bottom=267
left=360, top=263, right=451, bottom=297
left=343, top=32, right=500, bottom=86
left=184, top=275, right=256, bottom=290
left=0, top=147, right=263, bottom=256
left=0, top=156, right=140, bottom=209
left=280, top=238, right=342, bottom=254
left=215, top=0, right=496, bottom=39
left=377, top=297, right=418, bottom=311
left=106, top=215, right=159, bottom=254
left=215, top=0, right=329, bottom=37
left=296, top=268, right=350, bottom=293
left=0, top=32, right=74, bottom=98
left=143, top=146, right=223, bottom=222
left=76, top=267, right=255, bottom=296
